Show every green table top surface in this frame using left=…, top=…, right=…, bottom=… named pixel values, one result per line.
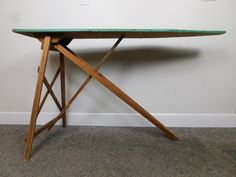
left=12, top=28, right=226, bottom=39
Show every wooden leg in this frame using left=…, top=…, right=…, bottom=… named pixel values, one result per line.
left=60, top=53, right=66, bottom=127
left=54, top=44, right=179, bottom=141
left=23, top=36, right=51, bottom=161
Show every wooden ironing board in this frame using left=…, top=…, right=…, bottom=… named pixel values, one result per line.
left=12, top=28, right=226, bottom=161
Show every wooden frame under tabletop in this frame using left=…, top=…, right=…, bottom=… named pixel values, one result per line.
left=12, top=28, right=225, bottom=161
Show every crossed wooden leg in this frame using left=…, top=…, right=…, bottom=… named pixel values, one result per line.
left=24, top=34, right=179, bottom=161
left=54, top=44, right=179, bottom=141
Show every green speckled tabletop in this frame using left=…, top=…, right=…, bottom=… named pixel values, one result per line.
left=12, top=28, right=226, bottom=39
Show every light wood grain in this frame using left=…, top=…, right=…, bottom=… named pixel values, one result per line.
left=23, top=36, right=51, bottom=161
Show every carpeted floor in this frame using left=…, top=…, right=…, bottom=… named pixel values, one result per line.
left=0, top=125, right=235, bottom=177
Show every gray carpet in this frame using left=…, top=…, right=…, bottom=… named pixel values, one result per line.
left=0, top=125, right=235, bottom=177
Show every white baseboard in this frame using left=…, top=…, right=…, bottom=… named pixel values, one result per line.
left=0, top=112, right=235, bottom=127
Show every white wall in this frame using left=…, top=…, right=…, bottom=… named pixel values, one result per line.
left=0, top=0, right=236, bottom=126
